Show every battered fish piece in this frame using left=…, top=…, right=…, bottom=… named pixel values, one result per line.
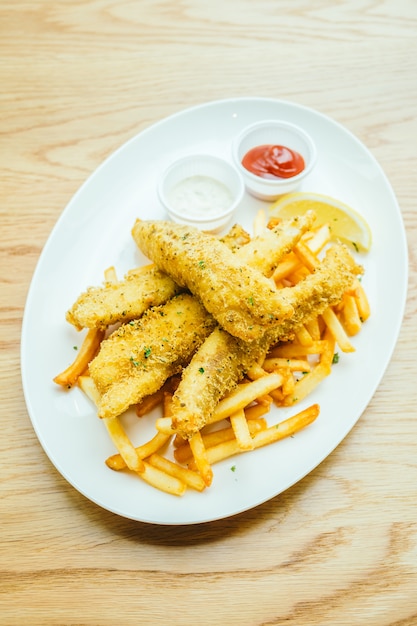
left=66, top=266, right=182, bottom=330
left=89, top=293, right=216, bottom=419
left=171, top=244, right=362, bottom=438
left=66, top=225, right=252, bottom=331
left=87, top=215, right=313, bottom=420
left=131, top=220, right=294, bottom=341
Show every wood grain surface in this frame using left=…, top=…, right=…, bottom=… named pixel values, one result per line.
left=1, top=1, right=416, bottom=624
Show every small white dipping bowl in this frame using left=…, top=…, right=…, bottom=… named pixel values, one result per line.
left=232, top=120, right=317, bottom=200
left=157, top=154, right=245, bottom=233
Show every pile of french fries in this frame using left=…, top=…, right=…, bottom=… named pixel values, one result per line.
left=54, top=214, right=370, bottom=496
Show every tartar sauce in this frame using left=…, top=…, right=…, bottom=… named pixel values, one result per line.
left=169, top=175, right=233, bottom=217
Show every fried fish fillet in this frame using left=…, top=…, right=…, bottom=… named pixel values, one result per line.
left=88, top=215, right=314, bottom=420
left=171, top=244, right=362, bottom=438
left=131, top=220, right=295, bottom=341
left=89, top=293, right=216, bottom=419
left=66, top=225, right=252, bottom=331
left=66, top=266, right=182, bottom=330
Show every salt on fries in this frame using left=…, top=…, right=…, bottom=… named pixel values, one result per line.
left=54, top=213, right=370, bottom=496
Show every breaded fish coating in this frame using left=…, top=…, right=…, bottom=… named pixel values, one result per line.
left=171, top=244, right=362, bottom=438
left=131, top=220, right=294, bottom=341
left=89, top=293, right=216, bottom=419
left=66, top=266, right=182, bottom=330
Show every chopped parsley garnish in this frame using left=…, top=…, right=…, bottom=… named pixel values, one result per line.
left=332, top=352, right=340, bottom=364
left=198, top=367, right=205, bottom=374
left=198, top=260, right=205, bottom=269
left=144, top=347, right=152, bottom=359
left=130, top=356, right=140, bottom=367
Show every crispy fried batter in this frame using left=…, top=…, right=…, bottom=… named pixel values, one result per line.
left=171, top=244, right=362, bottom=438
left=131, top=220, right=295, bottom=341
left=66, top=266, right=182, bottom=330
left=89, top=294, right=216, bottom=419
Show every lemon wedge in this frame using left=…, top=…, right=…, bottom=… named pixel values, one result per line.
left=270, top=192, right=372, bottom=252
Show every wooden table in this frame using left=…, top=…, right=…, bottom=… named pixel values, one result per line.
left=1, top=1, right=416, bottom=624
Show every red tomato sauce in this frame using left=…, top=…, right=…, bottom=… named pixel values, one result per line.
left=242, top=144, right=305, bottom=179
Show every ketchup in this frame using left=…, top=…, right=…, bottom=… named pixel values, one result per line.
left=242, top=144, right=305, bottom=179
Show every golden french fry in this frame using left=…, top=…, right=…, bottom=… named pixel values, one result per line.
left=103, top=416, right=145, bottom=473
left=262, top=357, right=311, bottom=373
left=53, top=328, right=105, bottom=388
left=303, top=223, right=331, bottom=253
left=341, top=294, right=362, bottom=336
left=156, top=373, right=283, bottom=435
left=246, top=362, right=269, bottom=380
left=78, top=375, right=146, bottom=473
left=147, top=454, right=206, bottom=492
left=230, top=408, right=254, bottom=450
left=189, top=405, right=320, bottom=468
left=321, top=307, right=355, bottom=353
left=174, top=419, right=266, bottom=464
left=272, top=254, right=300, bottom=282
left=293, top=241, right=318, bottom=272
left=304, top=317, right=321, bottom=341
left=212, top=373, right=283, bottom=424
left=139, top=461, right=186, bottom=496
left=294, top=324, right=314, bottom=347
left=105, top=430, right=171, bottom=470
left=189, top=431, right=213, bottom=487
left=352, top=279, right=371, bottom=322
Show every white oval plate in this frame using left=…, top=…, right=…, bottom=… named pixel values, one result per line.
left=21, top=98, right=408, bottom=525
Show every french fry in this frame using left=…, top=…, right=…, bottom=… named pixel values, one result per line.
left=230, top=408, right=254, bottom=450
left=78, top=375, right=145, bottom=473
left=321, top=307, right=355, bottom=353
left=294, top=324, right=314, bottom=347
left=53, top=328, right=105, bottom=388
left=304, top=317, right=321, bottom=341
left=293, top=241, right=318, bottom=272
left=282, top=336, right=335, bottom=407
left=303, top=223, right=331, bottom=254
left=139, top=461, right=186, bottom=496
left=262, top=357, right=311, bottom=373
left=103, top=417, right=145, bottom=473
left=272, top=254, right=300, bottom=282
left=211, top=373, right=283, bottom=424
left=340, top=294, right=362, bottom=336
left=189, top=405, right=320, bottom=468
left=147, top=454, right=206, bottom=492
left=352, top=278, right=371, bottom=322
left=156, top=372, right=283, bottom=435
left=174, top=419, right=267, bottom=464
left=189, top=431, right=213, bottom=487
left=105, top=430, right=171, bottom=470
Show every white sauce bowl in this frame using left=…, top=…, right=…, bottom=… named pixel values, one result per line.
left=232, top=120, right=317, bottom=200
left=157, top=154, right=245, bottom=233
